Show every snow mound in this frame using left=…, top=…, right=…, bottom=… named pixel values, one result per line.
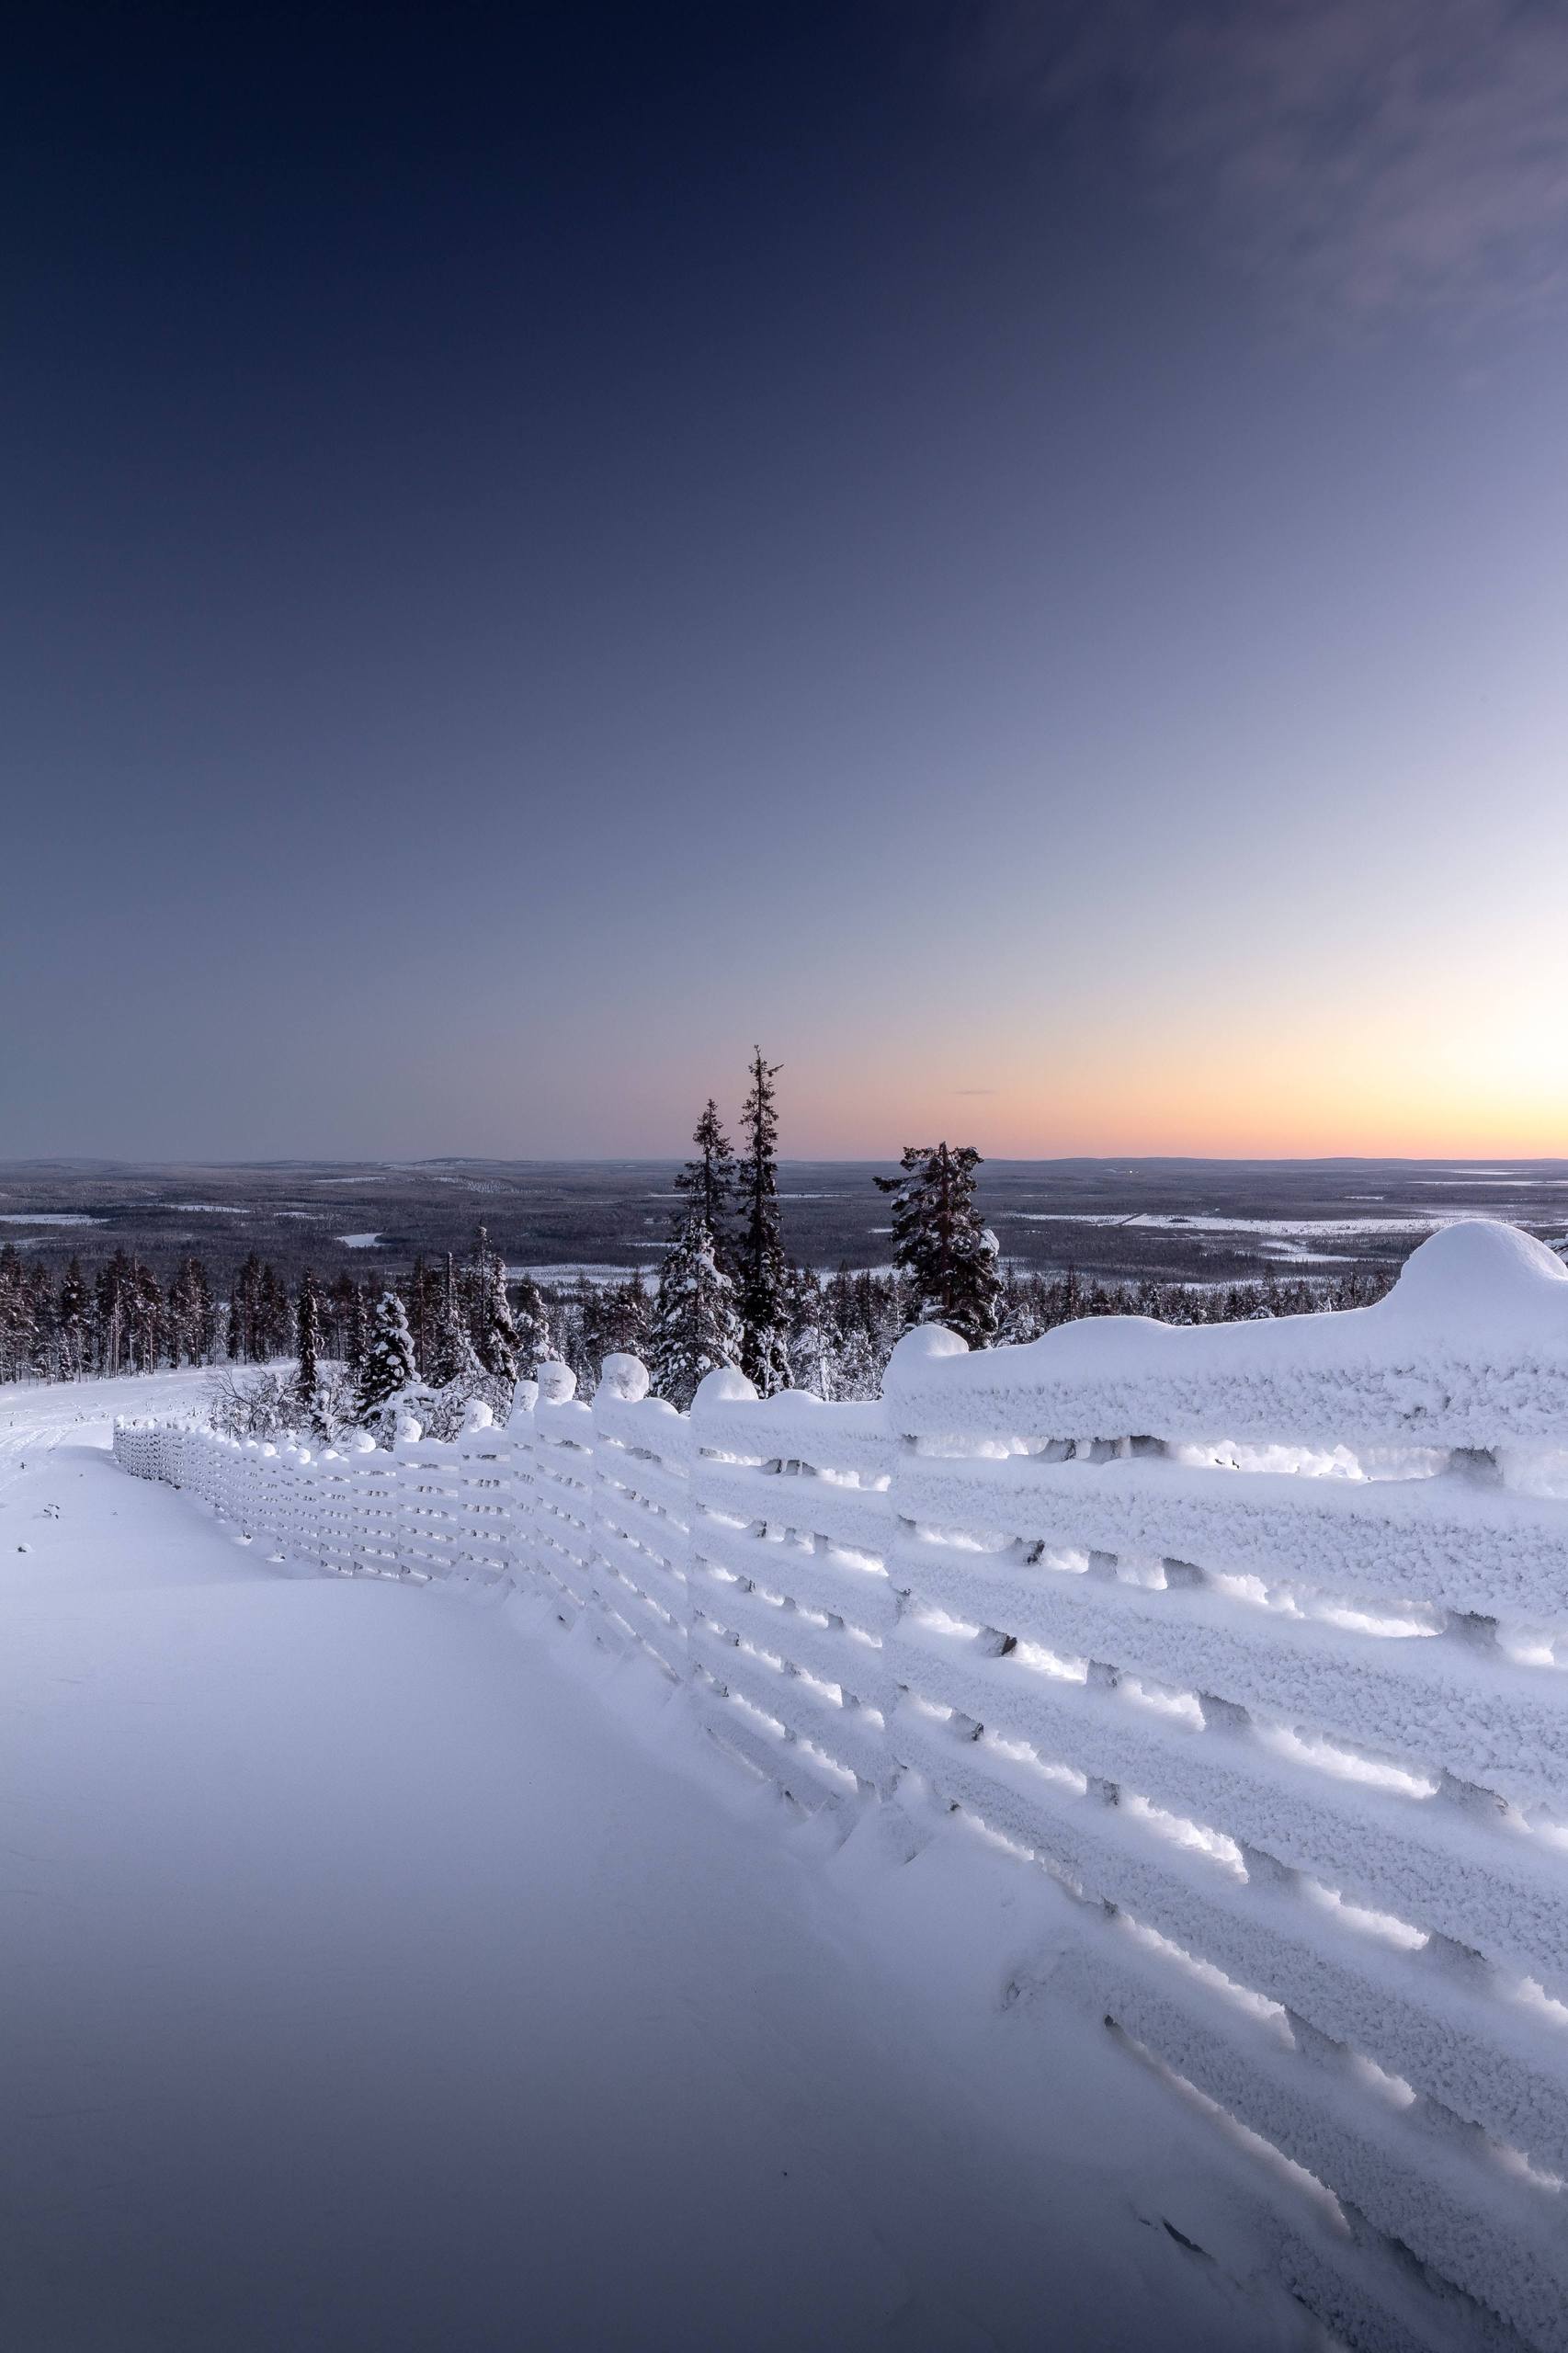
left=692, top=1364, right=757, bottom=1406
left=597, top=1353, right=650, bottom=1402
left=883, top=1220, right=1568, bottom=1448
left=1381, top=1215, right=1568, bottom=1336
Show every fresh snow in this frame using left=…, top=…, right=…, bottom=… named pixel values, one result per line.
left=884, top=1218, right=1568, bottom=1446
left=0, top=1371, right=1287, bottom=2352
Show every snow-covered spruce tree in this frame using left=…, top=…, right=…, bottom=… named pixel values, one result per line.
left=164, top=1261, right=193, bottom=1366
left=129, top=1260, right=165, bottom=1371
left=509, top=1274, right=551, bottom=1374
left=735, top=1047, right=790, bottom=1395
left=426, top=1254, right=482, bottom=1392
left=95, top=1251, right=135, bottom=1375
left=787, top=1267, right=835, bottom=1398
left=585, top=1272, right=648, bottom=1371
left=356, top=1288, right=417, bottom=1435
left=259, top=1262, right=292, bottom=1359
left=405, top=1255, right=438, bottom=1379
left=647, top=1207, right=744, bottom=1409
left=294, top=1270, right=322, bottom=1417
left=0, top=1245, right=32, bottom=1383
left=26, top=1260, right=54, bottom=1379
left=57, top=1257, right=89, bottom=1381
left=675, top=1100, right=736, bottom=1265
left=328, top=1275, right=367, bottom=1371
left=468, top=1228, right=519, bottom=1415
left=821, top=1263, right=883, bottom=1399
left=169, top=1256, right=216, bottom=1364
left=230, top=1252, right=289, bottom=1362
left=616, top=1273, right=651, bottom=1357
left=874, top=1143, right=1003, bottom=1349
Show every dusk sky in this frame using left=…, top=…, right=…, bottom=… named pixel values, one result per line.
left=6, top=0, right=1568, bottom=1161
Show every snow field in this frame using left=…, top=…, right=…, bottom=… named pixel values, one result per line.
left=6, top=1374, right=1302, bottom=2353
left=112, top=1222, right=1568, bottom=2351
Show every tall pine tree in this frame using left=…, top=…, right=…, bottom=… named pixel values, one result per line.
left=328, top=1275, right=366, bottom=1370
left=57, top=1258, right=89, bottom=1381
left=0, top=1245, right=31, bottom=1382
left=674, top=1100, right=735, bottom=1264
left=295, top=1269, right=322, bottom=1413
left=510, top=1275, right=551, bottom=1374
left=427, top=1254, right=482, bottom=1392
left=735, top=1048, right=790, bottom=1395
left=874, top=1143, right=1003, bottom=1350
left=469, top=1227, right=519, bottom=1413
left=405, top=1255, right=439, bottom=1378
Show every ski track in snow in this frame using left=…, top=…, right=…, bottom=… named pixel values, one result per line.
left=0, top=1373, right=1291, bottom=2353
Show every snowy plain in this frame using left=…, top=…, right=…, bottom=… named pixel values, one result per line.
left=0, top=1370, right=1297, bottom=2352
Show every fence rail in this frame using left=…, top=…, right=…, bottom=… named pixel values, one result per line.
left=115, top=1220, right=1568, bottom=2353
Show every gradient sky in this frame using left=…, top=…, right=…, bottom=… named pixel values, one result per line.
left=6, top=0, right=1568, bottom=1160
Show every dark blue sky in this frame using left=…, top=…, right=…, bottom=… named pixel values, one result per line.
left=7, top=2, right=1568, bottom=1158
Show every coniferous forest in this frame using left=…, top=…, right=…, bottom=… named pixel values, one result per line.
left=0, top=1052, right=1398, bottom=1427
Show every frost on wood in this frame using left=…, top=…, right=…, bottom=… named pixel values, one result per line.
left=115, top=1219, right=1568, bottom=2353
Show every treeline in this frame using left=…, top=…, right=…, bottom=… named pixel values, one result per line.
left=0, top=1225, right=1395, bottom=1405
left=635, top=1086, right=1399, bottom=1407
left=2, top=1049, right=1400, bottom=1415
left=560, top=1256, right=1397, bottom=1408
left=0, top=1233, right=544, bottom=1389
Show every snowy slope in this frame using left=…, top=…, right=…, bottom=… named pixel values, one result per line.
left=0, top=1372, right=1291, bottom=2353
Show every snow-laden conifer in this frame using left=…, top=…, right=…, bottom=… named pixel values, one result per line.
left=584, top=1273, right=649, bottom=1381
left=786, top=1267, right=835, bottom=1398
left=648, top=1208, right=743, bottom=1409
left=427, top=1254, right=483, bottom=1392
left=468, top=1230, right=517, bottom=1379
left=0, top=1245, right=34, bottom=1383
left=468, top=1228, right=519, bottom=1416
left=675, top=1100, right=735, bottom=1265
left=357, top=1288, right=417, bottom=1434
left=510, top=1275, right=551, bottom=1375
left=295, top=1270, right=322, bottom=1415
left=874, top=1143, right=1003, bottom=1349
left=735, top=1048, right=790, bottom=1395
left=57, top=1257, right=89, bottom=1381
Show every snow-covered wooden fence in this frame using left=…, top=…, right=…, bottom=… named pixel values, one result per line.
left=115, top=1220, right=1568, bottom=2353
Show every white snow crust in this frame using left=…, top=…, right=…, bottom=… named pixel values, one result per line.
left=3, top=1369, right=1299, bottom=2353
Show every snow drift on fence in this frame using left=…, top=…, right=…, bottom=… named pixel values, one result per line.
left=117, top=1220, right=1568, bottom=2353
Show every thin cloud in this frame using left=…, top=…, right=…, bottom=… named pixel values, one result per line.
left=943, top=0, right=1568, bottom=324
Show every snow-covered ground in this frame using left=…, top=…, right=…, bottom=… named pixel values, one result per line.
left=2, top=1373, right=1291, bottom=2351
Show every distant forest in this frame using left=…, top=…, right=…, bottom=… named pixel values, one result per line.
left=2, top=1066, right=1415, bottom=1416
left=0, top=1232, right=1394, bottom=1400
